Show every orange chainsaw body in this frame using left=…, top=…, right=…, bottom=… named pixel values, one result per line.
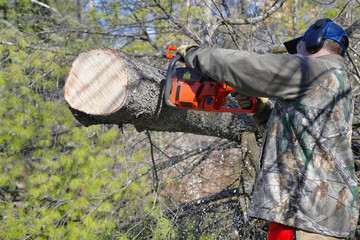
left=165, top=46, right=257, bottom=114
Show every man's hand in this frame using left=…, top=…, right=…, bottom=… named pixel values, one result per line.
left=176, top=44, right=199, bottom=58
left=231, top=93, right=253, bottom=109
left=231, top=92, right=269, bottom=112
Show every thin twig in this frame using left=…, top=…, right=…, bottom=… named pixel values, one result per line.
left=206, top=0, right=287, bottom=44
left=153, top=0, right=202, bottom=44
left=347, top=49, right=360, bottom=84
left=211, top=0, right=241, bottom=50
left=145, top=130, right=159, bottom=192
left=31, top=0, right=62, bottom=17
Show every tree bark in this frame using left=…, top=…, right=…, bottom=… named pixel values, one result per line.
left=64, top=48, right=258, bottom=142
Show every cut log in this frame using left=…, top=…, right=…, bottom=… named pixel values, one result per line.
left=65, top=49, right=128, bottom=115
left=64, top=48, right=259, bottom=142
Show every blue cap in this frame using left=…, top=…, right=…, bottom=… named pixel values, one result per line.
left=284, top=19, right=349, bottom=54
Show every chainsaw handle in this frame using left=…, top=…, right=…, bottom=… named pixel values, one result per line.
left=247, top=96, right=258, bottom=113
left=164, top=54, right=181, bottom=107
left=166, top=46, right=178, bottom=59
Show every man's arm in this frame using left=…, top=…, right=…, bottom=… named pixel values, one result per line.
left=184, top=47, right=327, bottom=101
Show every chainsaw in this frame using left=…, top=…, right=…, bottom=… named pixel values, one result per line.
left=164, top=46, right=257, bottom=113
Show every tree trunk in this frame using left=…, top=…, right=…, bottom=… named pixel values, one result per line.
left=64, top=48, right=258, bottom=142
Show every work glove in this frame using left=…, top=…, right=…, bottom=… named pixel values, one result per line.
left=256, top=97, right=269, bottom=113
left=231, top=92, right=269, bottom=113
left=176, top=44, right=199, bottom=59
left=232, top=93, right=253, bottom=109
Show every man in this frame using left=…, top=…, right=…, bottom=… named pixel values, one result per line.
left=177, top=18, right=358, bottom=239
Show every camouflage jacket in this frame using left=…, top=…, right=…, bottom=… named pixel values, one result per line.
left=185, top=47, right=359, bottom=238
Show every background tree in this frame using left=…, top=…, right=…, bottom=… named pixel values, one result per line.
left=0, top=0, right=359, bottom=239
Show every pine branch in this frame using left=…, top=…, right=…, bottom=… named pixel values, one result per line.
left=0, top=40, right=76, bottom=55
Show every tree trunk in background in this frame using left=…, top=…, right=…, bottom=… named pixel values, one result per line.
left=88, top=0, right=94, bottom=9
left=292, top=0, right=298, bottom=35
left=77, top=0, right=83, bottom=39
left=64, top=48, right=259, bottom=142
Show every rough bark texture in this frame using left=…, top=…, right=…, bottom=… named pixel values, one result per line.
left=64, top=48, right=259, bottom=142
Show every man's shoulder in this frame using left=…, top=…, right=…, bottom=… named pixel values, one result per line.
left=314, top=54, right=344, bottom=64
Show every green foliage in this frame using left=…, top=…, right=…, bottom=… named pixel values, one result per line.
left=0, top=1, right=155, bottom=239
left=0, top=0, right=359, bottom=239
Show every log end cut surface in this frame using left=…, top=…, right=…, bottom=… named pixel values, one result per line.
left=64, top=48, right=128, bottom=115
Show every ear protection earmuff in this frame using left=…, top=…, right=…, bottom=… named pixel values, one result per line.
left=283, top=18, right=348, bottom=55
left=303, top=18, right=333, bottom=53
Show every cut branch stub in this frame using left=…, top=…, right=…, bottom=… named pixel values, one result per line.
left=64, top=48, right=128, bottom=115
